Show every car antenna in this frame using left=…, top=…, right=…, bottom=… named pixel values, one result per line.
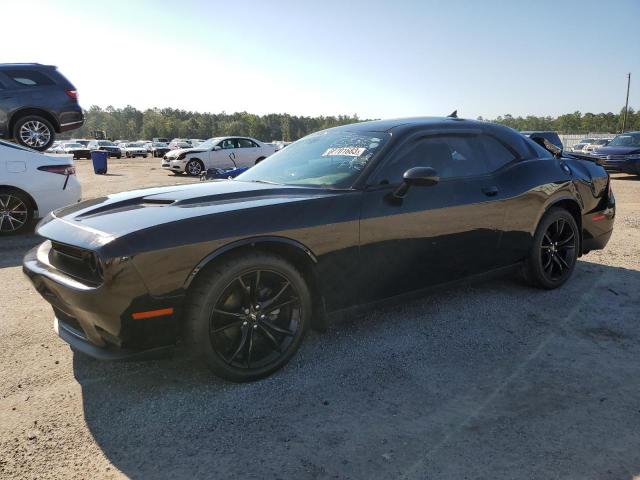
left=447, top=110, right=458, bottom=118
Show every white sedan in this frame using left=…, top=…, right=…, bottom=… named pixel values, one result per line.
left=0, top=140, right=81, bottom=235
left=162, top=136, right=277, bottom=176
left=122, top=142, right=149, bottom=158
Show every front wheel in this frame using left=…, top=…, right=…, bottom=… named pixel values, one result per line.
left=184, top=252, right=311, bottom=382
left=185, top=159, right=204, bottom=176
left=524, top=208, right=579, bottom=289
left=13, top=115, right=55, bottom=151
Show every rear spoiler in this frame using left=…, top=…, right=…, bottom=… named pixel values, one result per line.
left=529, top=135, right=605, bottom=166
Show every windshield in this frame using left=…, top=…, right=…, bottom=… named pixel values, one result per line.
left=236, top=130, right=390, bottom=188
left=98, top=141, right=115, bottom=146
left=127, top=143, right=143, bottom=147
left=195, top=137, right=224, bottom=149
left=153, top=142, right=167, bottom=147
left=65, top=143, right=83, bottom=148
left=609, top=133, right=640, bottom=147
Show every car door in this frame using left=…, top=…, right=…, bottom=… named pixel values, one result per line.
left=210, top=138, right=239, bottom=169
left=358, top=132, right=506, bottom=304
left=235, top=138, right=260, bottom=167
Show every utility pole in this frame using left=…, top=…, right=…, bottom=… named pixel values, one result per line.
left=621, top=73, right=631, bottom=133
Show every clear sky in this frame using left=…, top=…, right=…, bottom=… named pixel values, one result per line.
left=1, top=0, right=638, bottom=119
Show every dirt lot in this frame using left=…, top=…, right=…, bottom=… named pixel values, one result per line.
left=1, top=158, right=639, bottom=479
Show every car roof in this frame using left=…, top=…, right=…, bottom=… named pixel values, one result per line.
left=0, top=63, right=55, bottom=69
left=330, top=116, right=484, bottom=133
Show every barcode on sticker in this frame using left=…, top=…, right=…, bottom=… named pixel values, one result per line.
left=322, top=147, right=367, bottom=157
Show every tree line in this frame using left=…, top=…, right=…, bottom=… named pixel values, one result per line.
left=71, top=106, right=364, bottom=142
left=70, top=105, right=639, bottom=142
left=483, top=107, right=639, bottom=134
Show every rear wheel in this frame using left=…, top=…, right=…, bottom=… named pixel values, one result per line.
left=0, top=189, right=33, bottom=236
left=525, top=208, right=579, bottom=289
left=12, top=115, right=55, bottom=151
left=184, top=252, right=311, bottom=382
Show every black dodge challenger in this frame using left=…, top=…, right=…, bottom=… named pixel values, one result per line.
left=23, top=117, right=615, bottom=382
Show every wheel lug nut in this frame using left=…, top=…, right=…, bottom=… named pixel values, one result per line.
left=255, top=305, right=260, bottom=310
left=244, top=309, right=250, bottom=314
left=253, top=324, right=258, bottom=329
left=242, top=321, right=248, bottom=326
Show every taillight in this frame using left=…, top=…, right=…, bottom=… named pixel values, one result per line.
left=65, top=89, right=78, bottom=99
left=38, top=165, right=76, bottom=175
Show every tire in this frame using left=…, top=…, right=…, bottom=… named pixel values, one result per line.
left=0, top=188, right=34, bottom=236
left=171, top=171, right=183, bottom=175
left=524, top=208, right=579, bottom=289
left=184, top=251, right=312, bottom=382
left=185, top=159, right=204, bottom=176
left=117, top=155, right=122, bottom=159
left=12, top=115, right=55, bottom=151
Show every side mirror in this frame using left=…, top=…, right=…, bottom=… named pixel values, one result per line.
left=403, top=166, right=439, bottom=187
left=391, top=167, right=439, bottom=199
left=213, top=146, right=222, bottom=151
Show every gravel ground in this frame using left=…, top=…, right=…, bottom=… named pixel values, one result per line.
left=1, top=158, right=639, bottom=479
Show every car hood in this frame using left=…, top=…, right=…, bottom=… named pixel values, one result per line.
left=592, top=146, right=640, bottom=155
left=167, top=148, right=206, bottom=157
left=36, top=180, right=341, bottom=248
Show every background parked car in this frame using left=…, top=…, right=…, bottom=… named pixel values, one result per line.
left=570, top=138, right=597, bottom=152
left=122, top=142, right=149, bottom=158
left=149, top=142, right=171, bottom=158
left=0, top=139, right=81, bottom=235
left=590, top=131, right=640, bottom=176
left=87, top=139, right=122, bottom=159
left=162, top=136, right=277, bottom=176
left=168, top=140, right=192, bottom=150
left=520, top=131, right=563, bottom=150
left=0, top=63, right=84, bottom=151
left=153, top=137, right=170, bottom=143
left=583, top=138, right=611, bottom=152
left=53, top=142, right=91, bottom=159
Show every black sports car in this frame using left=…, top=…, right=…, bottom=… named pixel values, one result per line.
left=23, top=117, right=615, bottom=382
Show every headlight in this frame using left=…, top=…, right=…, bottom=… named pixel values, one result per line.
left=177, top=152, right=188, bottom=160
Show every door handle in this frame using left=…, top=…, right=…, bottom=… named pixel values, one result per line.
left=482, top=186, right=499, bottom=197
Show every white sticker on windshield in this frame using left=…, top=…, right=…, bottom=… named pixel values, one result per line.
left=322, top=147, right=367, bottom=157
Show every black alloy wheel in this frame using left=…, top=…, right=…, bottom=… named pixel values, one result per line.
left=184, top=252, right=311, bottom=382
left=210, top=269, right=301, bottom=368
left=526, top=208, right=579, bottom=289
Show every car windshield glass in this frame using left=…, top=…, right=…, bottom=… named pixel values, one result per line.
left=609, top=134, right=640, bottom=147
left=98, top=141, right=115, bottom=146
left=196, top=137, right=224, bottom=149
left=128, top=143, right=143, bottom=147
left=236, top=130, right=390, bottom=189
left=65, top=143, right=83, bottom=148
left=153, top=142, right=167, bottom=147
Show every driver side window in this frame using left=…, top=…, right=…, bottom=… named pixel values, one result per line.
left=372, top=135, right=489, bottom=185
left=219, top=139, right=237, bottom=149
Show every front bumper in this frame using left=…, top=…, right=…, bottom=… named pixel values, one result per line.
left=162, top=158, right=186, bottom=171
left=601, top=157, right=640, bottom=174
left=23, top=241, right=182, bottom=360
left=54, top=316, right=173, bottom=360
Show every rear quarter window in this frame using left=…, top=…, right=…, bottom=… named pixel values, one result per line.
left=5, top=69, right=55, bottom=86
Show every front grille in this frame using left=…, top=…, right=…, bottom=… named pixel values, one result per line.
left=49, top=242, right=102, bottom=286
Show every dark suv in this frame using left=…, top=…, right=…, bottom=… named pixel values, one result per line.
left=0, top=63, right=84, bottom=151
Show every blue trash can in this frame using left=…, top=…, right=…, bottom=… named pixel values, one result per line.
left=91, top=150, right=108, bottom=174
